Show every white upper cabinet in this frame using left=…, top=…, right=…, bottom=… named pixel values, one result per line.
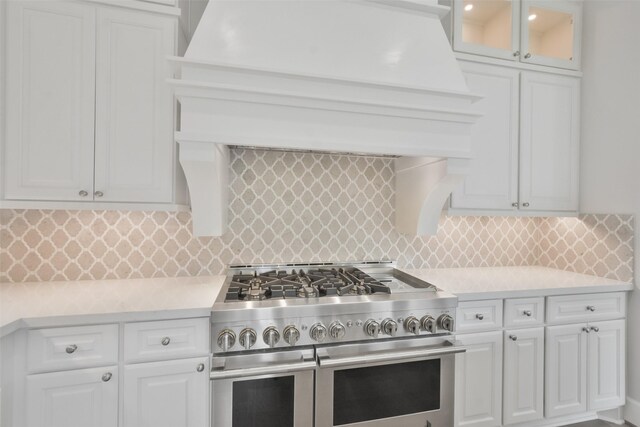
left=452, top=0, right=582, bottom=70
left=519, top=71, right=580, bottom=212
left=3, top=1, right=182, bottom=207
left=4, top=1, right=96, bottom=201
left=95, top=8, right=175, bottom=203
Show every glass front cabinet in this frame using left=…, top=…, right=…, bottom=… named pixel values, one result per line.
left=452, top=0, right=582, bottom=70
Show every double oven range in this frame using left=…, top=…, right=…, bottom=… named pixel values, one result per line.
left=209, top=262, right=462, bottom=427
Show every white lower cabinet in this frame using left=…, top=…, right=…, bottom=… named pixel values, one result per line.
left=503, top=327, right=544, bottom=425
left=123, top=356, right=210, bottom=427
left=545, top=319, right=625, bottom=418
left=26, top=366, right=118, bottom=427
left=455, top=331, right=503, bottom=427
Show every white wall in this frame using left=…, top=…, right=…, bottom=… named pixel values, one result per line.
left=579, top=0, right=640, bottom=418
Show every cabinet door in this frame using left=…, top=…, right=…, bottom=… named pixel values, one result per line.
left=26, top=366, right=118, bottom=427
left=451, top=62, right=519, bottom=211
left=520, top=0, right=582, bottom=70
left=588, top=320, right=625, bottom=411
left=124, top=357, right=210, bottom=427
left=452, top=0, right=520, bottom=61
left=4, top=1, right=96, bottom=201
left=94, top=8, right=175, bottom=203
left=455, top=331, right=503, bottom=427
left=545, top=324, right=588, bottom=418
left=519, top=72, right=580, bottom=212
left=503, top=328, right=544, bottom=425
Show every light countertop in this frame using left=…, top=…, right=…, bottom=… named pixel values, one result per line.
left=0, top=275, right=226, bottom=337
left=400, top=266, right=634, bottom=301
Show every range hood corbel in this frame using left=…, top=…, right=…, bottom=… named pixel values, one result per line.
left=170, top=0, right=482, bottom=237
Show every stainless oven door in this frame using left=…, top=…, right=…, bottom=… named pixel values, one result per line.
left=315, top=337, right=464, bottom=427
left=210, top=348, right=315, bottom=427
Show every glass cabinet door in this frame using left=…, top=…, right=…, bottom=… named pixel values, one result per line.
left=520, top=0, right=582, bottom=69
left=453, top=0, right=520, bottom=60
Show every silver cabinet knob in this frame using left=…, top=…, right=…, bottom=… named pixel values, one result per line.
left=78, top=190, right=89, bottom=197
left=524, top=53, right=532, bottom=59
left=404, top=316, right=421, bottom=335
left=421, top=315, right=436, bottom=333
left=263, top=326, right=280, bottom=348
left=329, top=321, right=346, bottom=340
left=590, top=326, right=600, bottom=333
left=582, top=327, right=590, bottom=333
left=65, top=344, right=78, bottom=354
left=511, top=202, right=519, bottom=208
left=217, top=329, right=236, bottom=352
left=438, top=314, right=455, bottom=332
left=522, top=202, right=530, bottom=207
left=364, top=319, right=380, bottom=338
left=161, top=337, right=171, bottom=346
left=94, top=191, right=104, bottom=198
left=196, top=363, right=205, bottom=372
left=381, top=318, right=398, bottom=336
left=523, top=310, right=532, bottom=317
left=102, top=372, right=112, bottom=382
left=475, top=313, right=484, bottom=320
left=309, top=323, right=328, bottom=342
left=283, top=325, right=300, bottom=346
left=239, top=328, right=257, bottom=350
left=513, top=51, right=520, bottom=57
left=509, top=335, right=518, bottom=341
left=586, top=306, right=596, bottom=312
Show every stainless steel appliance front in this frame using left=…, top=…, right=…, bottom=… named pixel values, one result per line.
left=315, top=337, right=463, bottom=427
left=210, top=348, right=315, bottom=427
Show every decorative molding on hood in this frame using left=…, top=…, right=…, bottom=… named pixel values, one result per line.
left=169, top=0, right=482, bottom=236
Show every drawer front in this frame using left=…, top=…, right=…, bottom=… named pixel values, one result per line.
left=27, top=324, right=119, bottom=373
left=504, top=297, right=545, bottom=328
left=546, top=292, right=626, bottom=324
left=456, top=300, right=503, bottom=332
left=124, top=318, right=209, bottom=362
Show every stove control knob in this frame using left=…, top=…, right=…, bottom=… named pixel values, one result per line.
left=329, top=321, right=346, bottom=340
left=310, top=323, right=328, bottom=342
left=437, top=314, right=455, bottom=332
left=217, top=329, right=236, bottom=352
left=421, top=315, right=436, bottom=333
left=381, top=318, right=398, bottom=336
left=263, top=326, right=280, bottom=348
left=239, top=328, right=257, bottom=350
left=404, top=316, right=421, bottom=335
left=364, top=319, right=380, bottom=338
left=283, top=325, right=300, bottom=346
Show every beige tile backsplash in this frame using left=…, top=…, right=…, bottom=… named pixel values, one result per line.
left=0, top=149, right=634, bottom=283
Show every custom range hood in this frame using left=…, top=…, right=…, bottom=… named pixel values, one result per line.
left=169, top=0, right=481, bottom=237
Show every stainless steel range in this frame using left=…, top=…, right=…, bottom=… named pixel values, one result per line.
left=209, top=261, right=463, bottom=427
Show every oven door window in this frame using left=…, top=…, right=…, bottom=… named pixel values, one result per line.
left=232, top=376, right=295, bottom=427
left=333, top=359, right=441, bottom=426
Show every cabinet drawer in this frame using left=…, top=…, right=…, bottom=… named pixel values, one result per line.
left=456, top=300, right=503, bottom=332
left=546, top=292, right=626, bottom=324
left=27, top=324, right=119, bottom=373
left=124, top=318, right=209, bottom=362
left=504, top=297, right=545, bottom=328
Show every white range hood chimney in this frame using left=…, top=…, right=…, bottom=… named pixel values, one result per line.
left=169, top=0, right=481, bottom=237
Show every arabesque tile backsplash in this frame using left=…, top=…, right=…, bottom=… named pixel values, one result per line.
left=0, top=149, right=634, bottom=283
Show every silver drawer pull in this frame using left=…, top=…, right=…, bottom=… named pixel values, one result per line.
left=161, top=337, right=171, bottom=346
left=582, top=327, right=590, bottom=333
left=509, top=335, right=518, bottom=341
left=197, top=363, right=205, bottom=372
left=65, top=344, right=78, bottom=354
left=523, top=310, right=532, bottom=317
left=590, top=326, right=600, bottom=333
left=586, top=306, right=596, bottom=312
left=102, top=372, right=112, bottom=382
left=475, top=314, right=484, bottom=320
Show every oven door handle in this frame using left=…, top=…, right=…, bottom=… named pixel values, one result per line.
left=210, top=360, right=317, bottom=380
left=317, top=345, right=466, bottom=369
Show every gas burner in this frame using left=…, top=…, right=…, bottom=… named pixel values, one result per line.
left=225, top=267, right=392, bottom=302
